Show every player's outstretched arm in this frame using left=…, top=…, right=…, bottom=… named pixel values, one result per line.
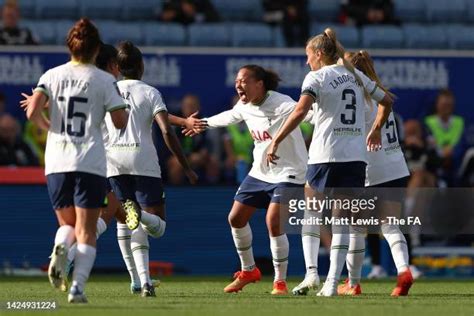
left=367, top=93, right=394, bottom=151
left=266, top=94, right=313, bottom=165
left=26, top=91, right=50, bottom=131
left=155, top=111, right=198, bottom=184
left=169, top=111, right=208, bottom=136
left=182, top=107, right=243, bottom=137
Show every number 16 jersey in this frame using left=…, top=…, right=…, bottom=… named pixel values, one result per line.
left=35, top=62, right=126, bottom=177
left=301, top=64, right=385, bottom=164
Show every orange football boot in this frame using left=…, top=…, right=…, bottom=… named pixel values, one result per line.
left=271, top=280, right=288, bottom=295
left=337, top=279, right=362, bottom=296
left=391, top=269, right=414, bottom=296
left=224, top=267, right=261, bottom=293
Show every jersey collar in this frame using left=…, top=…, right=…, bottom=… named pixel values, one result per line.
left=251, top=92, right=270, bottom=106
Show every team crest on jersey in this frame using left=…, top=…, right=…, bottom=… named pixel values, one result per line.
left=251, top=130, right=272, bottom=141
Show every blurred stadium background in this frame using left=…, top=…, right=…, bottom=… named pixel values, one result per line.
left=0, top=0, right=473, bottom=280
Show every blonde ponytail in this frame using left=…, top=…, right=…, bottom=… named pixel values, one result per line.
left=323, top=28, right=371, bottom=103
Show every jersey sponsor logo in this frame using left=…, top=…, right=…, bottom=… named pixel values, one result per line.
left=251, top=130, right=272, bottom=141
left=333, top=127, right=362, bottom=137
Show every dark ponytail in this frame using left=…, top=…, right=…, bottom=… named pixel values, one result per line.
left=95, top=43, right=118, bottom=71
left=241, top=64, right=281, bottom=91
left=117, top=41, right=143, bottom=79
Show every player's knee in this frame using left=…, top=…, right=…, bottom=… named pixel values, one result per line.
left=228, top=213, right=246, bottom=228
left=266, top=218, right=281, bottom=237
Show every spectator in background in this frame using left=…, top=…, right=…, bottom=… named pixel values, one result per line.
left=223, top=95, right=253, bottom=184
left=0, top=1, right=37, bottom=45
left=160, top=0, right=220, bottom=25
left=23, top=120, right=47, bottom=166
left=340, top=0, right=398, bottom=26
left=0, top=114, right=38, bottom=166
left=263, top=0, right=309, bottom=47
left=167, top=94, right=220, bottom=184
left=403, top=119, right=440, bottom=250
left=424, top=89, right=465, bottom=185
left=404, top=119, right=440, bottom=188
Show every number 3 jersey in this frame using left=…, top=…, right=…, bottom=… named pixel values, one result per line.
left=35, top=62, right=126, bottom=177
left=365, top=100, right=410, bottom=186
left=301, top=65, right=385, bottom=165
left=104, top=79, right=167, bottom=179
left=206, top=91, right=308, bottom=184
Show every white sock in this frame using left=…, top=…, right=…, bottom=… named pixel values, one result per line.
left=71, top=243, right=96, bottom=293
left=231, top=224, right=255, bottom=271
left=347, top=227, right=365, bottom=286
left=131, top=225, right=151, bottom=286
left=301, top=212, right=320, bottom=276
left=327, top=223, right=349, bottom=281
left=270, top=234, right=289, bottom=281
left=54, top=225, right=75, bottom=248
left=67, top=243, right=77, bottom=264
left=140, top=211, right=166, bottom=238
left=117, top=223, right=140, bottom=285
left=96, top=218, right=107, bottom=239
left=67, top=219, right=108, bottom=265
left=382, top=223, right=409, bottom=274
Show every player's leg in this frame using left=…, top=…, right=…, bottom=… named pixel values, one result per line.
left=46, top=173, right=76, bottom=291
left=68, top=172, right=106, bottom=303
left=224, top=200, right=260, bottom=293
left=223, top=176, right=271, bottom=293
left=109, top=175, right=157, bottom=296
left=266, top=202, right=289, bottom=295
left=318, top=162, right=365, bottom=297
left=380, top=199, right=412, bottom=296
left=66, top=193, right=111, bottom=271
left=112, top=190, right=141, bottom=293
left=128, top=176, right=166, bottom=297
left=293, top=166, right=325, bottom=295
left=339, top=226, right=365, bottom=295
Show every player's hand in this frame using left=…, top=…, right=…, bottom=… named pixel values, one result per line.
left=185, top=111, right=208, bottom=130
left=266, top=141, right=280, bottom=166
left=182, top=127, right=201, bottom=137
left=182, top=112, right=208, bottom=137
left=184, top=169, right=199, bottom=184
left=366, top=128, right=382, bottom=151
left=20, top=92, right=32, bottom=111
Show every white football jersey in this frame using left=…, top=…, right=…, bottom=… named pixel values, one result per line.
left=206, top=91, right=308, bottom=184
left=365, top=100, right=410, bottom=186
left=35, top=62, right=126, bottom=177
left=105, top=79, right=166, bottom=178
left=301, top=65, right=385, bottom=164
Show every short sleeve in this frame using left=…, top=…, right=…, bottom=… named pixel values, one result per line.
left=34, top=71, right=51, bottom=99
left=104, top=79, right=127, bottom=112
left=354, top=69, right=386, bottom=102
left=301, top=72, right=320, bottom=101
left=149, top=88, right=168, bottom=117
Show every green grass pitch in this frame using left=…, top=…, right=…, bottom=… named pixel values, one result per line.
left=1, top=276, right=473, bottom=316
